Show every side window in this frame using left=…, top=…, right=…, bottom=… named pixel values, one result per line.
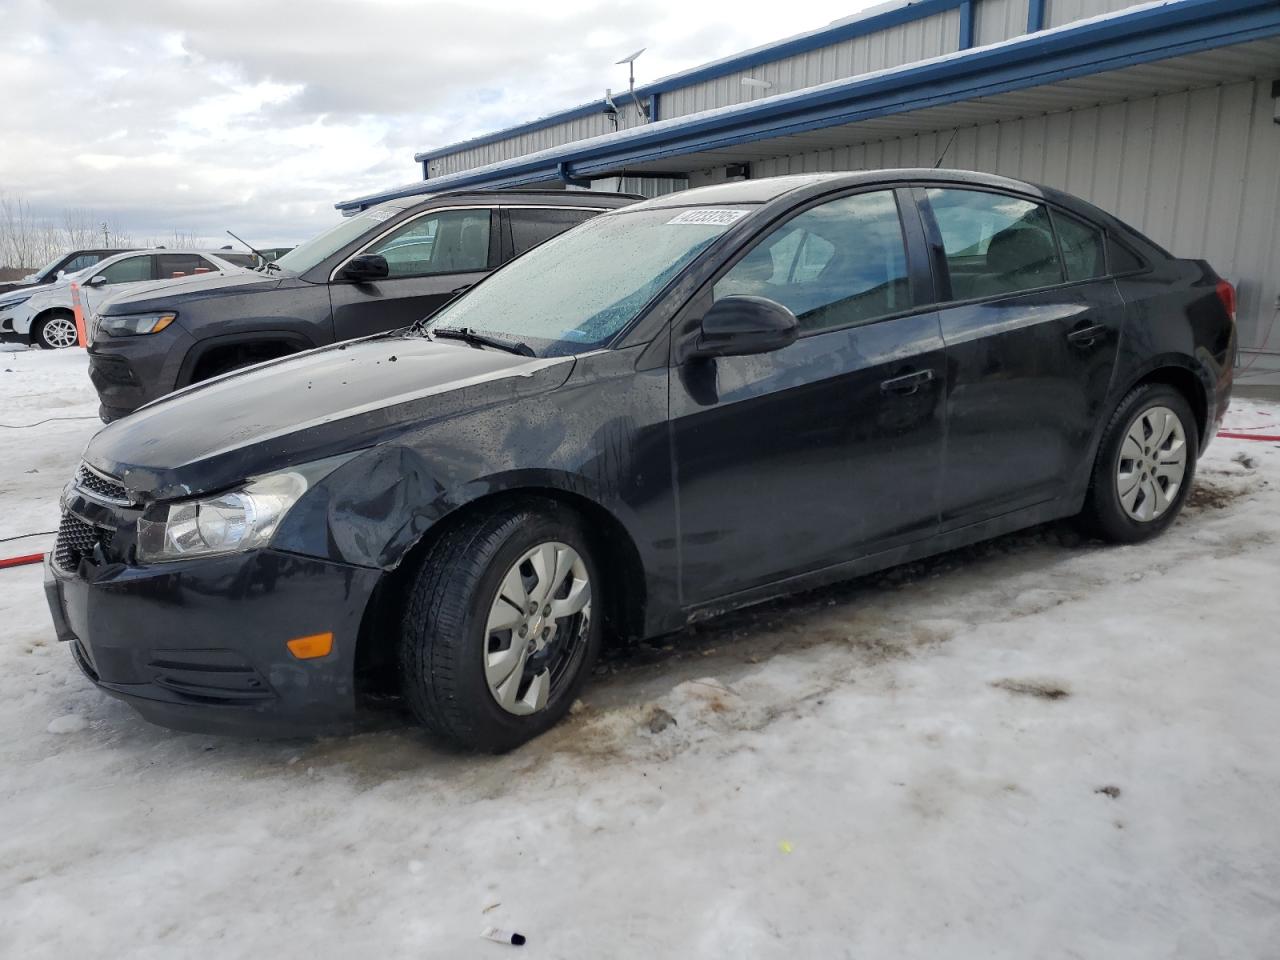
left=367, top=209, right=492, bottom=278
left=1052, top=210, right=1106, bottom=281
left=926, top=188, right=1063, bottom=300
left=712, top=190, right=912, bottom=334
left=157, top=254, right=217, bottom=278
left=62, top=254, right=99, bottom=274
left=509, top=208, right=597, bottom=256
left=98, top=256, right=153, bottom=284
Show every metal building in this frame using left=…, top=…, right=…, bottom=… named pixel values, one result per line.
left=338, top=0, right=1280, bottom=376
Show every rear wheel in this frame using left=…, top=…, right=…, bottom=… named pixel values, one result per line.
left=34, top=312, right=78, bottom=349
left=399, top=501, right=601, bottom=752
left=1078, top=383, right=1198, bottom=543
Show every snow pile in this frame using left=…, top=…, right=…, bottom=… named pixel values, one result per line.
left=1, top=352, right=1278, bottom=958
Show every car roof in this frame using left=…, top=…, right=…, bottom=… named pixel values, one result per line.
left=627, top=169, right=1052, bottom=210
left=371, top=187, right=643, bottom=216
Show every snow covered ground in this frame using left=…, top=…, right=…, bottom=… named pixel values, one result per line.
left=1, top=347, right=1278, bottom=959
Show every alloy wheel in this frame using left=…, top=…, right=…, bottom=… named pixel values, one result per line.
left=1116, top=405, right=1187, bottom=522
left=483, top=541, right=591, bottom=715
left=41, top=316, right=79, bottom=349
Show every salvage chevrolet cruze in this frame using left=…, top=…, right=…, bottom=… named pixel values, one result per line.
left=45, top=170, right=1236, bottom=751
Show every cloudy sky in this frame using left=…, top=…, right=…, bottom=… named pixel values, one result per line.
left=2, top=0, right=879, bottom=248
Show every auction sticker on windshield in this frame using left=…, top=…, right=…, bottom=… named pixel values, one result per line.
left=666, top=209, right=750, bottom=225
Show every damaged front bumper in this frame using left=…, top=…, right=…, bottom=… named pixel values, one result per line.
left=44, top=545, right=383, bottom=737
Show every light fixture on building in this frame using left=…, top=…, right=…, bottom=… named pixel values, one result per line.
left=602, top=89, right=619, bottom=131
left=741, top=76, right=774, bottom=92
left=616, top=48, right=652, bottom=122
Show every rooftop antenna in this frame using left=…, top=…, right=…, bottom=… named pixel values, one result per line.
left=616, top=48, right=650, bottom=122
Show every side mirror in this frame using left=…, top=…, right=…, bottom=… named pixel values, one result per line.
left=691, top=295, right=799, bottom=358
left=338, top=254, right=389, bottom=283
left=86, top=274, right=108, bottom=287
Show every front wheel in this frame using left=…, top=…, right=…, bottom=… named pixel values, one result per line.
left=399, top=501, right=601, bottom=752
left=1078, top=383, right=1198, bottom=543
left=34, top=312, right=79, bottom=349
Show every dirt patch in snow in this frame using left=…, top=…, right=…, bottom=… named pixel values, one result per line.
left=991, top=678, right=1071, bottom=700
left=1185, top=479, right=1243, bottom=511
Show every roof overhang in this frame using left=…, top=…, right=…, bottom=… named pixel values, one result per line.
left=337, top=0, right=1280, bottom=211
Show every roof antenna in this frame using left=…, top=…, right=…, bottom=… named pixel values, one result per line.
left=933, top=127, right=960, bottom=169
left=616, top=49, right=650, bottom=122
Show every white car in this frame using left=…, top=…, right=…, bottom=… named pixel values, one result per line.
left=0, top=249, right=258, bottom=349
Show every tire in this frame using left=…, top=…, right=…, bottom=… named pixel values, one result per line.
left=33, top=311, right=79, bottom=350
left=399, top=500, right=602, bottom=752
left=1078, top=383, right=1198, bottom=543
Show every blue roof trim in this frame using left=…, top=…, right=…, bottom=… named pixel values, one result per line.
left=414, top=0, right=968, bottom=164
left=339, top=0, right=1280, bottom=210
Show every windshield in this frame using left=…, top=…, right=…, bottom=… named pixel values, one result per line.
left=272, top=202, right=409, bottom=274
left=30, top=254, right=66, bottom=281
left=426, top=206, right=745, bottom=356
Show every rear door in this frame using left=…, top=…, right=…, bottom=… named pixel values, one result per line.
left=329, top=207, right=498, bottom=341
left=670, top=187, right=946, bottom=604
left=918, top=186, right=1124, bottom=524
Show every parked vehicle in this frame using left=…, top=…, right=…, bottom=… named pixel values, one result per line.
left=0, top=248, right=135, bottom=296
left=0, top=250, right=257, bottom=349
left=45, top=170, right=1235, bottom=750
left=85, top=190, right=639, bottom=420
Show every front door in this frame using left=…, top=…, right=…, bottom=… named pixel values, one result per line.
left=670, top=188, right=946, bottom=605
left=330, top=207, right=497, bottom=341
left=918, top=186, right=1125, bottom=524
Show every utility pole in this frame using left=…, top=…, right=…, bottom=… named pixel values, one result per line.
left=101, top=221, right=109, bottom=245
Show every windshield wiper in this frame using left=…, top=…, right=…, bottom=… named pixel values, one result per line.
left=431, top=326, right=535, bottom=357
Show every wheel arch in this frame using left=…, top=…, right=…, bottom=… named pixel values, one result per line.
left=178, top=329, right=317, bottom=387
left=1114, top=355, right=1210, bottom=446
left=351, top=480, right=649, bottom=701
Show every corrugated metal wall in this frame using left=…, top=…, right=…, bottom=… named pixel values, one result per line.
left=658, top=9, right=961, bottom=121
left=1045, top=0, right=1145, bottom=29
left=750, top=77, right=1280, bottom=353
left=973, top=0, right=1030, bottom=45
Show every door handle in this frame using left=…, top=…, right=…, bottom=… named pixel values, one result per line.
left=880, top=369, right=935, bottom=396
left=1067, top=323, right=1107, bottom=348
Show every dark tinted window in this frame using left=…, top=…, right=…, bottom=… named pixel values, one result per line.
left=1107, top=237, right=1145, bottom=274
left=510, top=208, right=597, bottom=256
left=926, top=188, right=1064, bottom=300
left=99, top=256, right=152, bottom=283
left=157, top=254, right=218, bottom=278
left=63, top=253, right=104, bottom=274
left=713, top=190, right=912, bottom=334
left=1053, top=210, right=1106, bottom=281
left=368, top=209, right=491, bottom=277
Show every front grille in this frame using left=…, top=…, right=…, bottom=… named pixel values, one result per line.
left=75, top=463, right=130, bottom=504
left=53, top=514, right=115, bottom=571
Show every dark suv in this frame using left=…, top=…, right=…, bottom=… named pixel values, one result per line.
left=87, top=189, right=639, bottom=420
left=47, top=170, right=1234, bottom=751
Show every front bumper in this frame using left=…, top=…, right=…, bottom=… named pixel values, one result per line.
left=88, top=324, right=195, bottom=420
left=0, top=301, right=36, bottom=342
left=44, top=546, right=383, bottom=737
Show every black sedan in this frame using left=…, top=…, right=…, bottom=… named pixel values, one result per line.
left=45, top=170, right=1236, bottom=751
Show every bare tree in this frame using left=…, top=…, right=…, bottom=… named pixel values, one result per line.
left=0, top=192, right=137, bottom=269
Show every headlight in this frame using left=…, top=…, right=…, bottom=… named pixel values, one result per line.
left=137, top=471, right=308, bottom=562
left=0, top=295, right=32, bottom=312
left=97, top=311, right=177, bottom=337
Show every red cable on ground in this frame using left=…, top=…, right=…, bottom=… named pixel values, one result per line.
left=1218, top=431, right=1280, bottom=442
left=0, top=552, right=45, bottom=569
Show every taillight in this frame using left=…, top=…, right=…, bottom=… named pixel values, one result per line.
left=1215, top=279, right=1236, bottom=322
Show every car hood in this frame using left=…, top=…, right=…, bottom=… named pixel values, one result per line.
left=83, top=334, right=575, bottom=501
left=98, top=269, right=290, bottom=314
